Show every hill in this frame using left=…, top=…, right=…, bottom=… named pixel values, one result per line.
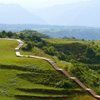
left=0, top=39, right=77, bottom=100
left=0, top=32, right=98, bottom=99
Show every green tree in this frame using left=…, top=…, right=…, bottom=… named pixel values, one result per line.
left=19, top=33, right=25, bottom=40
left=22, top=42, right=33, bottom=51
left=7, top=31, right=13, bottom=38
left=43, top=46, right=56, bottom=56
left=2, top=30, right=6, bottom=38
left=26, top=42, right=33, bottom=51
left=85, top=47, right=96, bottom=58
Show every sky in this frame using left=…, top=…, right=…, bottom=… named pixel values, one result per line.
left=0, top=0, right=88, bottom=9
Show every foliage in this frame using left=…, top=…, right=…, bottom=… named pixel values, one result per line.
left=0, top=30, right=16, bottom=38
left=22, top=42, right=33, bottom=51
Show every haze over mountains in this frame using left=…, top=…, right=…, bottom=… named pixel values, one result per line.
left=0, top=24, right=100, bottom=40
left=0, top=4, right=45, bottom=24
left=0, top=0, right=100, bottom=27
left=33, top=0, right=100, bottom=27
left=0, top=0, right=100, bottom=40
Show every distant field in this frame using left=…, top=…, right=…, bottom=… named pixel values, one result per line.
left=0, top=39, right=96, bottom=100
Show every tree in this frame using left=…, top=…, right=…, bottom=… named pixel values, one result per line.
left=1, top=30, right=6, bottom=38
left=19, top=33, right=24, bottom=40
left=7, top=31, right=13, bottom=38
left=85, top=47, right=96, bottom=58
left=56, top=52, right=66, bottom=60
left=26, top=42, right=33, bottom=51
left=43, top=46, right=56, bottom=56
left=22, top=42, right=33, bottom=51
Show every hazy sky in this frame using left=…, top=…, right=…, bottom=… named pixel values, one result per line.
left=0, top=0, right=88, bottom=9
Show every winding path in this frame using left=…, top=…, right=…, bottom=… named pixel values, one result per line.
left=1, top=38, right=100, bottom=99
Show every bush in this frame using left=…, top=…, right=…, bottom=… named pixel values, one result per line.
left=22, top=42, right=33, bottom=51
left=43, top=46, right=56, bottom=56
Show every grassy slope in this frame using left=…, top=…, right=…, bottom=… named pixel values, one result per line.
left=44, top=38, right=100, bottom=93
left=0, top=40, right=53, bottom=70
left=0, top=39, right=96, bottom=100
left=21, top=39, right=97, bottom=100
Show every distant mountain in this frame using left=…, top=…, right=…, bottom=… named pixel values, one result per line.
left=0, top=24, right=100, bottom=40
left=38, top=26, right=100, bottom=40
left=0, top=4, right=45, bottom=24
left=33, top=0, right=100, bottom=27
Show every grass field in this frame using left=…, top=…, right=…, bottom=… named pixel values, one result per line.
left=0, top=40, right=53, bottom=70
left=0, top=39, right=96, bottom=100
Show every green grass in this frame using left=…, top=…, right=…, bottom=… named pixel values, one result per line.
left=21, top=46, right=73, bottom=70
left=0, top=39, right=96, bottom=100
left=0, top=96, right=16, bottom=100
left=43, top=38, right=89, bottom=44
left=70, top=94, right=96, bottom=100
left=0, top=40, right=53, bottom=70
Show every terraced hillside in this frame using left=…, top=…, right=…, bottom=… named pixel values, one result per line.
left=44, top=38, right=100, bottom=93
left=0, top=39, right=96, bottom=100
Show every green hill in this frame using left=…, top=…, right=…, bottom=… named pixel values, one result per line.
left=0, top=39, right=96, bottom=100
left=43, top=38, right=100, bottom=93
left=0, top=30, right=99, bottom=100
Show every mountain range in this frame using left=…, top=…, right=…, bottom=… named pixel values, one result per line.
left=0, top=0, right=100, bottom=27
left=0, top=0, right=100, bottom=39
left=33, top=0, right=100, bottom=27
left=0, top=24, right=100, bottom=40
left=0, top=4, right=45, bottom=24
